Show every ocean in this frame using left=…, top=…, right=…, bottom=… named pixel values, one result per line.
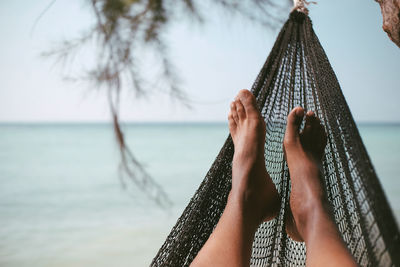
left=0, top=123, right=399, bottom=266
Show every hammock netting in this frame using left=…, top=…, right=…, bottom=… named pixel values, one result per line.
left=151, top=11, right=400, bottom=266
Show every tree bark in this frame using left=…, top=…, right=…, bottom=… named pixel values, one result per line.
left=376, top=0, right=400, bottom=48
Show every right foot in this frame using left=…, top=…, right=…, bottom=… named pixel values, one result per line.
left=283, top=107, right=328, bottom=241
left=228, top=89, right=280, bottom=225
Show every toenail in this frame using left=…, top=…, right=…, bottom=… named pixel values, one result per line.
left=295, top=107, right=304, bottom=117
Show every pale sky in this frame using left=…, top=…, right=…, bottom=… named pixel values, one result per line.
left=0, top=0, right=399, bottom=123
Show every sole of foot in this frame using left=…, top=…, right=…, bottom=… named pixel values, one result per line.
left=283, top=107, right=327, bottom=242
left=228, top=89, right=280, bottom=224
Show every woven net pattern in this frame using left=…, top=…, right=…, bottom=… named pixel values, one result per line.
left=151, top=11, right=400, bottom=267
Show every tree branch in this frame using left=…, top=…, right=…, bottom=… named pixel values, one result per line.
left=376, top=0, right=400, bottom=48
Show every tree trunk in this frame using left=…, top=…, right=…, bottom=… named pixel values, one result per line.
left=376, top=0, right=400, bottom=48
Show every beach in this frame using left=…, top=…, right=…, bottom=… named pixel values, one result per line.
left=0, top=123, right=398, bottom=266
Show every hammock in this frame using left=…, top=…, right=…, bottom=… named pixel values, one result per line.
left=151, top=10, right=400, bottom=267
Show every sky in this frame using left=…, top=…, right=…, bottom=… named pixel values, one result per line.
left=0, top=0, right=399, bottom=123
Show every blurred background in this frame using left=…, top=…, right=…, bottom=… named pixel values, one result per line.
left=0, top=0, right=399, bottom=266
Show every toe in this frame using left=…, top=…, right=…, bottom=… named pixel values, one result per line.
left=232, top=100, right=239, bottom=124
left=305, top=111, right=315, bottom=124
left=310, top=114, right=321, bottom=136
left=230, top=101, right=235, bottom=112
left=310, top=114, right=327, bottom=156
left=284, top=107, right=304, bottom=146
left=235, top=100, right=246, bottom=121
left=237, top=89, right=257, bottom=110
left=228, top=111, right=237, bottom=135
left=303, top=111, right=314, bottom=135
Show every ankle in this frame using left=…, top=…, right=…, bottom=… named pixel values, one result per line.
left=233, top=147, right=264, bottom=163
left=232, top=153, right=265, bottom=179
left=228, top=179, right=279, bottom=226
left=295, top=197, right=332, bottom=240
left=226, top=192, right=261, bottom=228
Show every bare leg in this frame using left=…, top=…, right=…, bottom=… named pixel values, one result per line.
left=283, top=107, right=358, bottom=267
left=190, top=90, right=280, bottom=267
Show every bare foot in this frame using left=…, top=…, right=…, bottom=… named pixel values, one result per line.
left=283, top=107, right=328, bottom=240
left=228, top=89, right=280, bottom=224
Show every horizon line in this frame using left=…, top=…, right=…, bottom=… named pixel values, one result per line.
left=0, top=121, right=400, bottom=126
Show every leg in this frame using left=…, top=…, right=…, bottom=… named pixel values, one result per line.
left=190, top=90, right=280, bottom=267
left=284, top=107, right=357, bottom=267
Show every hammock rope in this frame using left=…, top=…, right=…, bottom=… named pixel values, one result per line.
left=292, top=0, right=316, bottom=15
left=151, top=11, right=400, bottom=267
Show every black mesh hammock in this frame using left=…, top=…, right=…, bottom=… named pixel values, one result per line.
left=151, top=11, right=400, bottom=267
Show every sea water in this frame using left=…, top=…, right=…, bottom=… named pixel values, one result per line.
left=0, top=123, right=399, bottom=266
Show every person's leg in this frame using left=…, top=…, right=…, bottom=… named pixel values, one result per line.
left=284, top=107, right=358, bottom=267
left=190, top=89, right=280, bottom=267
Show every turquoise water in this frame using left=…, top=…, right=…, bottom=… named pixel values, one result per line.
left=0, top=123, right=399, bottom=266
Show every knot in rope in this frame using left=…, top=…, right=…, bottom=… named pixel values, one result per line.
left=292, top=0, right=317, bottom=15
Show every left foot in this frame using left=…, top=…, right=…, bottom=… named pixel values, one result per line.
left=228, top=89, right=280, bottom=225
